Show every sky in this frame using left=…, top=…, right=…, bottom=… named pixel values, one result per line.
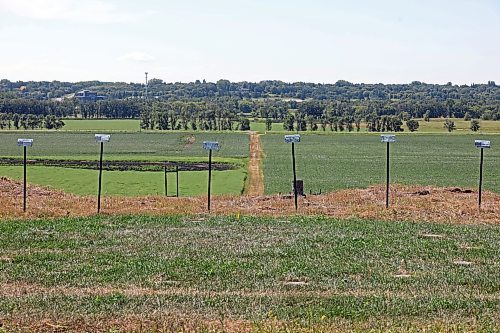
left=0, top=0, right=499, bottom=84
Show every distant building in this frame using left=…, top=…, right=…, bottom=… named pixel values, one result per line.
left=74, top=90, right=105, bottom=101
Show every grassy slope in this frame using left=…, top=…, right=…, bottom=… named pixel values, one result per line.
left=262, top=133, right=500, bottom=194
left=0, top=215, right=498, bottom=330
left=0, top=166, right=246, bottom=196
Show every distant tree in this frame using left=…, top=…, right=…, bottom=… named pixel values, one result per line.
left=283, top=114, right=295, bottom=131
left=470, top=119, right=480, bottom=132
left=444, top=119, right=456, bottom=132
left=239, top=117, right=250, bottom=131
left=354, top=118, right=361, bottom=132
left=424, top=111, right=430, bottom=122
left=265, top=117, right=272, bottom=131
left=400, top=112, right=410, bottom=121
left=12, top=113, right=20, bottom=129
left=406, top=119, right=420, bottom=132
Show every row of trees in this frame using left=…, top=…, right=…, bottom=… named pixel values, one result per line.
left=1, top=95, right=498, bottom=122
left=0, top=113, right=65, bottom=130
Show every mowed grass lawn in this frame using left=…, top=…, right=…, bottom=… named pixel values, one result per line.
left=262, top=133, right=500, bottom=194
left=0, top=215, right=498, bottom=330
left=0, top=166, right=245, bottom=196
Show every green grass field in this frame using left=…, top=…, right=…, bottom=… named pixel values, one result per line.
left=0, top=166, right=245, bottom=196
left=2, top=117, right=498, bottom=134
left=262, top=133, right=500, bottom=194
left=0, top=131, right=249, bottom=196
left=0, top=215, right=498, bottom=330
left=61, top=119, right=141, bottom=131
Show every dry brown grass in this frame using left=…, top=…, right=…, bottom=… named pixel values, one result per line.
left=1, top=177, right=498, bottom=225
left=2, top=313, right=496, bottom=333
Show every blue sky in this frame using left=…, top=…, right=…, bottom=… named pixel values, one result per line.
left=0, top=0, right=499, bottom=84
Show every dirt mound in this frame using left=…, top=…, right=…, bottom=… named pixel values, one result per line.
left=0, top=178, right=498, bottom=225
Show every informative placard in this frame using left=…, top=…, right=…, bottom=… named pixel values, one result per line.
left=381, top=135, right=396, bottom=143
left=203, top=141, right=220, bottom=151
left=474, top=140, right=491, bottom=148
left=284, top=134, right=301, bottom=143
left=95, top=134, right=111, bottom=143
left=17, top=139, right=33, bottom=147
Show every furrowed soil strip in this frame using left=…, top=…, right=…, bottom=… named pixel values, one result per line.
left=245, top=132, right=265, bottom=195
left=0, top=158, right=235, bottom=172
left=0, top=177, right=499, bottom=224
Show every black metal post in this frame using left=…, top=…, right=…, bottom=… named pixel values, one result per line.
left=176, top=164, right=179, bottom=197
left=23, top=146, right=27, bottom=213
left=167, top=163, right=168, bottom=197
left=292, top=142, right=298, bottom=210
left=386, top=142, right=390, bottom=208
left=208, top=149, right=212, bottom=211
left=97, top=142, right=104, bottom=213
left=478, top=148, right=484, bottom=209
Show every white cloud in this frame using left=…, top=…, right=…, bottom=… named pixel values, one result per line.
left=0, top=0, right=154, bottom=24
left=118, top=52, right=155, bottom=63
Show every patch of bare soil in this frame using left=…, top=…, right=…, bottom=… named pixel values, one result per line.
left=0, top=178, right=498, bottom=225
left=245, top=132, right=265, bottom=195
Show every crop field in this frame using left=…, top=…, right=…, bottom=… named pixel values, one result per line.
left=0, top=131, right=249, bottom=196
left=261, top=133, right=500, bottom=194
left=62, top=119, right=141, bottom=131
left=0, top=215, right=498, bottom=331
left=0, top=132, right=249, bottom=160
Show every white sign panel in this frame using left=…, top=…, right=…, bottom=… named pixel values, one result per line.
left=203, top=141, right=220, bottom=151
left=381, top=135, right=396, bottom=143
left=95, top=134, right=111, bottom=143
left=284, top=134, right=301, bottom=143
left=474, top=140, right=491, bottom=148
left=17, top=139, right=33, bottom=147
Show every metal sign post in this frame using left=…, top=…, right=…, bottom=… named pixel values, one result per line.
left=164, top=163, right=168, bottom=196
left=475, top=140, right=491, bottom=209
left=203, top=141, right=220, bottom=211
left=176, top=164, right=179, bottom=197
left=381, top=135, right=396, bottom=208
left=285, top=134, right=301, bottom=210
left=95, top=134, right=111, bottom=213
left=17, top=139, right=33, bottom=212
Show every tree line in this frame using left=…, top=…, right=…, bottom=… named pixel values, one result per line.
left=1, top=79, right=498, bottom=104
left=0, top=113, right=65, bottom=130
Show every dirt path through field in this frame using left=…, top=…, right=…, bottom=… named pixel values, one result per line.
left=245, top=131, right=265, bottom=195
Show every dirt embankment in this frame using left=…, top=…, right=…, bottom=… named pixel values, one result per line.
left=0, top=177, right=498, bottom=225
